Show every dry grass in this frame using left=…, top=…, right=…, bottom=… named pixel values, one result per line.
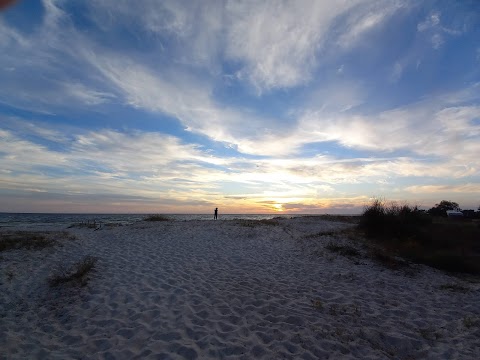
left=316, top=215, right=361, bottom=224
left=439, top=283, right=470, bottom=293
left=68, top=220, right=100, bottom=229
left=370, top=249, right=409, bottom=270
left=237, top=219, right=279, bottom=227
left=304, top=227, right=359, bottom=241
left=143, top=214, right=170, bottom=222
left=6, top=269, right=14, bottom=281
left=463, top=316, right=478, bottom=329
left=0, top=231, right=56, bottom=252
left=311, top=299, right=323, bottom=310
left=48, top=255, right=97, bottom=287
left=303, top=230, right=337, bottom=239
left=325, top=242, right=360, bottom=257
left=328, top=303, right=361, bottom=317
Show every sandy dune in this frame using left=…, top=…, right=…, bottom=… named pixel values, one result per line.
left=1, top=217, right=479, bottom=359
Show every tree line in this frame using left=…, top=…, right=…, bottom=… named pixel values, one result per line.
left=427, top=200, right=480, bottom=218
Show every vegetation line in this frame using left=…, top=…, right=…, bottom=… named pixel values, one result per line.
left=358, top=198, right=480, bottom=274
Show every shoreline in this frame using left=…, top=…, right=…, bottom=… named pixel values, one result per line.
left=1, top=217, right=479, bottom=359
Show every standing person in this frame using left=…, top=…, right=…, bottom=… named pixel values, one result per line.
left=214, top=208, right=218, bottom=220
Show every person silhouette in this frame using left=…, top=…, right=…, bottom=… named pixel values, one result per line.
left=214, top=208, right=218, bottom=220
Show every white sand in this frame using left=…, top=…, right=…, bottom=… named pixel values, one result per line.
left=1, top=217, right=479, bottom=359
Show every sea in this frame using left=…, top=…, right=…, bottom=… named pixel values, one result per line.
left=0, top=213, right=299, bottom=229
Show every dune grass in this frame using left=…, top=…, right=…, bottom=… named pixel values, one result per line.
left=68, top=221, right=99, bottom=229
left=237, top=219, right=279, bottom=227
left=359, top=199, right=480, bottom=274
left=325, top=242, right=360, bottom=257
left=359, top=199, right=431, bottom=238
left=316, top=215, right=361, bottom=224
left=439, top=283, right=470, bottom=293
left=0, top=231, right=56, bottom=252
left=143, top=214, right=170, bottom=222
left=48, top=255, right=97, bottom=287
left=303, top=230, right=337, bottom=239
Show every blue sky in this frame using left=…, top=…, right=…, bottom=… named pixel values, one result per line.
left=1, top=0, right=479, bottom=214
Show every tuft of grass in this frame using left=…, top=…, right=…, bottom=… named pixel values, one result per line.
left=418, top=327, right=441, bottom=341
left=316, top=215, right=361, bottom=224
left=6, top=269, right=14, bottom=281
left=143, top=214, right=170, bottom=222
left=259, top=219, right=279, bottom=226
left=329, top=304, right=341, bottom=316
left=328, top=303, right=361, bottom=317
left=439, top=283, right=470, bottom=293
left=103, top=223, right=124, bottom=228
left=68, top=221, right=99, bottom=229
left=325, top=242, right=360, bottom=257
left=0, top=231, right=56, bottom=252
left=371, top=249, right=408, bottom=270
left=463, top=316, right=477, bottom=329
left=304, top=230, right=337, bottom=239
left=311, top=299, right=323, bottom=310
left=304, top=227, right=360, bottom=241
left=57, top=231, right=77, bottom=240
left=48, top=255, right=97, bottom=287
left=237, top=219, right=279, bottom=227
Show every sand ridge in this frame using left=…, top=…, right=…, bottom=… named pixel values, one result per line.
left=1, top=217, right=479, bottom=359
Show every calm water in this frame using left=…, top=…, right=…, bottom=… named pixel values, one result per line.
left=0, top=213, right=297, bottom=228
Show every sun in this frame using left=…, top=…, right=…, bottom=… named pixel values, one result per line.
left=273, top=203, right=284, bottom=212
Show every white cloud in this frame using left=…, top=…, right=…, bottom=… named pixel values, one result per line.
left=2, top=117, right=479, bottom=212
left=307, top=80, right=365, bottom=112
left=406, top=184, right=480, bottom=194
left=417, top=10, right=462, bottom=50
left=0, top=125, right=231, bottom=202
left=61, top=83, right=116, bottom=105
left=85, top=0, right=224, bottom=70
left=0, top=1, right=119, bottom=111
left=417, top=11, right=440, bottom=32
left=338, top=1, right=405, bottom=48
left=83, top=52, right=290, bottom=153
left=0, top=129, right=68, bottom=169
left=390, top=62, right=403, bottom=82
left=224, top=0, right=378, bottom=92
left=431, top=33, right=444, bottom=49
left=222, top=0, right=407, bottom=92
left=200, top=84, right=480, bottom=164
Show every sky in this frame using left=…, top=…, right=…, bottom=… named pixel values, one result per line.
left=0, top=0, right=479, bottom=214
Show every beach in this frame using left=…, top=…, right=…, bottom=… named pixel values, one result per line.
left=1, top=217, right=479, bottom=359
